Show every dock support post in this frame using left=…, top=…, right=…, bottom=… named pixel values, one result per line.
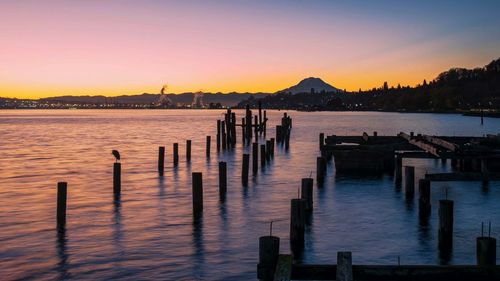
left=206, top=136, right=211, bottom=158
left=252, top=142, right=258, bottom=174
left=257, top=236, right=280, bottom=281
left=192, top=172, right=203, bottom=216
left=270, top=138, right=275, bottom=157
left=438, top=200, right=454, bottom=250
left=173, top=143, right=179, bottom=166
left=219, top=162, right=227, bottom=200
left=158, top=146, right=165, bottom=176
left=290, top=198, right=306, bottom=254
left=477, top=236, right=496, bottom=266
left=242, top=154, right=249, bottom=185
left=260, top=144, right=266, bottom=167
left=266, top=140, right=271, bottom=162
left=217, top=120, right=221, bottom=151
left=241, top=118, right=246, bottom=144
left=395, top=154, right=402, bottom=185
left=404, top=166, right=415, bottom=198
left=57, top=182, right=67, bottom=227
left=276, top=125, right=282, bottom=143
left=316, top=157, right=326, bottom=183
left=301, top=178, right=313, bottom=212
left=319, top=133, right=324, bottom=150
left=418, top=179, right=431, bottom=215
left=221, top=120, right=227, bottom=150
left=113, top=163, right=121, bottom=194
left=337, top=252, right=353, bottom=281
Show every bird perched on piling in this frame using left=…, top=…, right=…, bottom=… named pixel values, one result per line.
left=112, top=150, right=120, bottom=163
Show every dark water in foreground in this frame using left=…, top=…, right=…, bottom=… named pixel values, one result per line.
left=1, top=110, right=499, bottom=280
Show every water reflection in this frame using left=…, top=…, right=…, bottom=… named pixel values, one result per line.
left=56, top=227, right=70, bottom=280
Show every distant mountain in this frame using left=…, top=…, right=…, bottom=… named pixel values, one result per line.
left=39, top=92, right=270, bottom=107
left=277, top=77, right=339, bottom=94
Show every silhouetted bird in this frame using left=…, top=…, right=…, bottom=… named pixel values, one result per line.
left=112, top=150, right=120, bottom=163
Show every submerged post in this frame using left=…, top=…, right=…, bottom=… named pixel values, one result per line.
left=418, top=179, right=431, bottom=215
left=337, top=252, right=353, bottom=281
left=113, top=162, right=121, bottom=194
left=242, top=154, right=250, bottom=185
left=219, top=161, right=227, bottom=200
left=438, top=199, right=454, bottom=250
left=404, top=166, right=415, bottom=198
left=477, top=234, right=496, bottom=267
left=173, top=143, right=179, bottom=166
left=260, top=144, right=266, bottom=167
left=186, top=140, right=191, bottom=161
left=252, top=142, right=258, bottom=174
left=158, top=146, right=165, bottom=176
left=206, top=136, right=211, bottom=158
left=257, top=235, right=280, bottom=281
left=57, top=182, right=67, bottom=227
left=192, top=172, right=203, bottom=215
left=301, top=178, right=314, bottom=212
left=395, top=154, right=402, bottom=185
left=290, top=198, right=306, bottom=254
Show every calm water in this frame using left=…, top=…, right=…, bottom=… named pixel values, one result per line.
left=1, top=110, right=499, bottom=280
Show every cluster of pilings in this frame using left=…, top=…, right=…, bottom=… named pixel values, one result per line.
left=216, top=109, right=237, bottom=150
left=275, top=113, right=292, bottom=149
left=241, top=102, right=268, bottom=144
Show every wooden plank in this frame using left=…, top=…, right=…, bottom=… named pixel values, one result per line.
left=424, top=135, right=457, bottom=152
left=273, top=254, right=292, bottom=281
left=409, top=139, right=440, bottom=157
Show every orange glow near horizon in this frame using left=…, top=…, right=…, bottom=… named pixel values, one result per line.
left=1, top=1, right=499, bottom=99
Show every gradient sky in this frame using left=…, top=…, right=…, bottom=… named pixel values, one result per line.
left=1, top=0, right=500, bottom=98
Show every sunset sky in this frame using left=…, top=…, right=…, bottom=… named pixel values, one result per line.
left=1, top=0, right=500, bottom=98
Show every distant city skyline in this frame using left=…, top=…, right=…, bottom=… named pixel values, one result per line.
left=1, top=0, right=500, bottom=98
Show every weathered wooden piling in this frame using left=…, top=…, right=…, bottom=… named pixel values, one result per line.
left=260, top=144, right=266, bottom=167
left=263, top=110, right=267, bottom=137
left=246, top=105, right=252, bottom=142
left=257, top=235, right=280, bottom=281
left=241, top=117, right=246, bottom=143
left=290, top=199, right=306, bottom=254
left=477, top=236, right=496, bottom=266
left=158, top=146, right=165, bottom=176
left=418, top=179, right=431, bottom=214
left=186, top=140, right=191, bottom=161
left=258, top=100, right=263, bottom=134
left=192, top=172, right=203, bottom=215
left=113, top=162, right=121, bottom=194
left=206, top=136, right=211, bottom=157
left=316, top=157, right=326, bottom=183
left=242, top=154, right=250, bottom=185
left=221, top=120, right=227, bottom=150
left=216, top=120, right=221, bottom=151
left=173, top=143, right=179, bottom=166
left=438, top=200, right=454, bottom=250
left=253, top=142, right=258, bottom=174
left=319, top=133, right=324, bottom=150
left=219, top=161, right=227, bottom=200
left=231, top=112, right=237, bottom=146
left=395, top=154, right=403, bottom=185
left=337, top=252, right=353, bottom=281
left=276, top=125, right=282, bottom=143
left=404, top=166, right=415, bottom=197
left=301, top=178, right=314, bottom=212
left=57, top=182, right=67, bottom=227
left=266, top=140, right=271, bottom=162
left=270, top=138, right=275, bottom=157
left=254, top=115, right=258, bottom=142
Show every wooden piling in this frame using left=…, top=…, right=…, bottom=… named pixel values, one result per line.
left=57, top=182, right=67, bottom=227
left=258, top=100, right=263, bottom=134
left=216, top=120, right=221, bottom=151
left=206, top=136, right=211, bottom=157
left=257, top=236, right=280, bottom=281
left=221, top=120, right=227, bottom=150
left=395, top=154, right=402, bottom=185
left=254, top=115, right=258, bottom=142
left=266, top=140, right=271, bottom=162
left=290, top=198, right=306, bottom=253
left=219, top=161, right=227, bottom=200
left=270, top=138, right=275, bottom=157
left=404, top=166, right=415, bottom=197
left=113, top=163, right=121, bottom=194
left=438, top=200, right=454, bottom=250
left=242, top=154, right=250, bottom=184
left=418, top=179, right=431, bottom=214
left=301, top=178, right=314, bottom=212
left=276, top=125, right=282, bottom=143
left=253, top=142, right=258, bottom=174
left=337, top=252, right=353, bottom=281
left=246, top=105, right=252, bottom=142
left=241, top=118, right=246, bottom=143
left=477, top=237, right=496, bottom=266
left=263, top=110, right=267, bottom=137
left=158, top=146, right=165, bottom=176
left=186, top=140, right=191, bottom=161
left=316, top=157, right=326, bottom=183
left=260, top=144, right=266, bottom=167
left=192, top=172, right=203, bottom=215
left=173, top=143, right=179, bottom=166
left=319, top=133, right=324, bottom=150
